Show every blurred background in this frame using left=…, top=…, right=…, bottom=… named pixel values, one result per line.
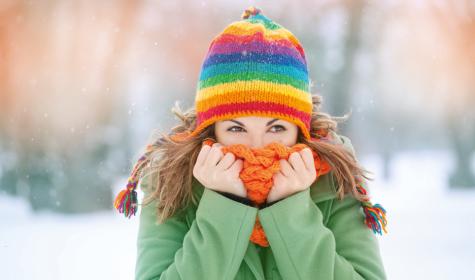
left=0, top=0, right=474, bottom=279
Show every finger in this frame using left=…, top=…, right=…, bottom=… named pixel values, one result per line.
left=279, top=159, right=295, bottom=177
left=228, top=159, right=243, bottom=176
left=288, top=151, right=306, bottom=175
left=300, top=148, right=316, bottom=172
left=196, top=144, right=211, bottom=167
left=205, top=143, right=224, bottom=168
left=273, top=171, right=284, bottom=184
left=217, top=152, right=236, bottom=170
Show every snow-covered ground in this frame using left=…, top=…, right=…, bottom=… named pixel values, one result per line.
left=1, top=150, right=474, bottom=280
left=366, top=150, right=475, bottom=279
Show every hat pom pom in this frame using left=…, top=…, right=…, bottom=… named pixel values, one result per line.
left=241, top=6, right=262, bottom=19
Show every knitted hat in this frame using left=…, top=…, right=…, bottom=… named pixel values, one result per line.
left=187, top=6, right=313, bottom=140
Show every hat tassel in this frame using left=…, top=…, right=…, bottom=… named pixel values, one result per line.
left=355, top=181, right=388, bottom=235
left=114, top=181, right=138, bottom=218
left=362, top=201, right=387, bottom=235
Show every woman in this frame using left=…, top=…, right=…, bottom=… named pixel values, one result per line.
left=115, top=6, right=387, bottom=280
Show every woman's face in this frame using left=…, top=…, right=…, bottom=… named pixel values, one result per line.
left=214, top=116, right=299, bottom=148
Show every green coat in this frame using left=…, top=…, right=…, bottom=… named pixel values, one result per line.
left=135, top=135, right=387, bottom=280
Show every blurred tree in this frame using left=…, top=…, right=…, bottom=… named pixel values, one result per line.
left=368, top=2, right=406, bottom=181
left=0, top=0, right=145, bottom=212
left=0, top=0, right=21, bottom=195
left=430, top=0, right=475, bottom=188
left=51, top=0, right=145, bottom=212
left=330, top=0, right=365, bottom=134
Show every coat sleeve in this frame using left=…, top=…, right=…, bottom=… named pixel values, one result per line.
left=135, top=178, right=259, bottom=280
left=257, top=186, right=387, bottom=280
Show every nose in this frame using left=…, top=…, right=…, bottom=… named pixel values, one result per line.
left=249, top=135, right=264, bottom=149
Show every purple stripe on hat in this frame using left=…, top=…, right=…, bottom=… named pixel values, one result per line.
left=210, top=40, right=306, bottom=66
left=202, top=52, right=308, bottom=73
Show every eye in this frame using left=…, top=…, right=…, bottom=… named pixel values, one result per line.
left=226, top=125, right=286, bottom=133
left=269, top=125, right=286, bottom=133
left=227, top=126, right=245, bottom=132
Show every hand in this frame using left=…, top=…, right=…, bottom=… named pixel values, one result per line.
left=266, top=148, right=317, bottom=204
left=193, top=142, right=247, bottom=198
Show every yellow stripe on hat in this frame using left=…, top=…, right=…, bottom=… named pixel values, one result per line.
left=195, top=80, right=311, bottom=104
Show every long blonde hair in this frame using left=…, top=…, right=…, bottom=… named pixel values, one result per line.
left=139, top=94, right=373, bottom=223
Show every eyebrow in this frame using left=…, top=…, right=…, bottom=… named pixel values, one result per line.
left=227, top=118, right=280, bottom=126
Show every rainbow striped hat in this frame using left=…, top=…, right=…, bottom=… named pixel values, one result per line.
left=187, top=6, right=313, bottom=140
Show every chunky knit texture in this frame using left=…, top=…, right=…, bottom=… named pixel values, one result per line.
left=202, top=138, right=332, bottom=247
left=188, top=6, right=313, bottom=140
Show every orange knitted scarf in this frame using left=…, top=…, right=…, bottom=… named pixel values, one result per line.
left=202, top=138, right=332, bottom=247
